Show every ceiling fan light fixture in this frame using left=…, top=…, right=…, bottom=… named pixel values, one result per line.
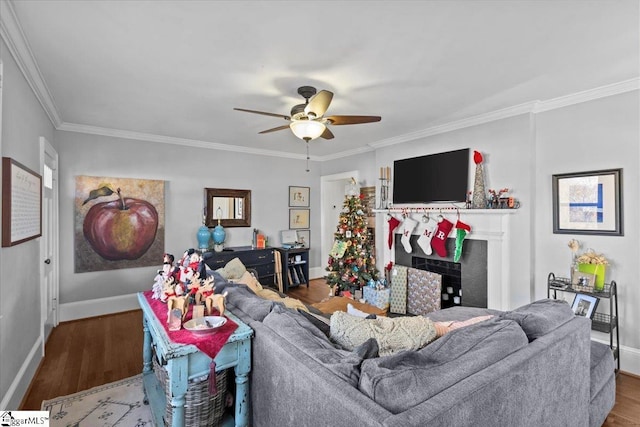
left=289, top=120, right=326, bottom=141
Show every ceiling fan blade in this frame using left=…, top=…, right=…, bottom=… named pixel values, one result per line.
left=325, top=115, right=381, bottom=125
left=234, top=108, right=290, bottom=120
left=258, top=124, right=291, bottom=134
left=305, top=90, right=333, bottom=118
left=320, top=127, right=335, bottom=140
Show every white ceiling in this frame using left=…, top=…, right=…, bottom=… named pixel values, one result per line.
left=4, top=0, right=639, bottom=160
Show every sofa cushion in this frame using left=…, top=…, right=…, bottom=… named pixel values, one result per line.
left=224, top=285, right=275, bottom=322
left=263, top=306, right=376, bottom=387
left=589, top=341, right=615, bottom=400
left=330, top=311, right=437, bottom=356
left=501, top=298, right=574, bottom=341
left=358, top=317, right=528, bottom=413
left=298, top=309, right=331, bottom=337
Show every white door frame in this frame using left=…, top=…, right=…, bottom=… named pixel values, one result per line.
left=40, top=136, right=59, bottom=354
left=320, top=170, right=359, bottom=278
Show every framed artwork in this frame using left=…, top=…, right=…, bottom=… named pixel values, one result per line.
left=289, top=186, right=310, bottom=207
left=2, top=157, right=42, bottom=247
left=571, top=269, right=596, bottom=287
left=289, top=209, right=310, bottom=229
left=571, top=294, right=599, bottom=319
left=74, top=175, right=165, bottom=273
left=296, top=230, right=310, bottom=248
left=552, top=169, right=622, bottom=236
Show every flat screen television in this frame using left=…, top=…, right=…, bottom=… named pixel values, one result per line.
left=392, top=148, right=469, bottom=204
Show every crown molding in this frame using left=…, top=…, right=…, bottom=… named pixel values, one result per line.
left=0, top=0, right=62, bottom=127
left=57, top=122, right=316, bottom=160
left=2, top=0, right=637, bottom=160
left=368, top=101, right=540, bottom=150
left=534, top=78, right=640, bottom=113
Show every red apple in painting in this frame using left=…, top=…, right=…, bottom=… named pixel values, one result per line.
left=83, top=187, right=158, bottom=260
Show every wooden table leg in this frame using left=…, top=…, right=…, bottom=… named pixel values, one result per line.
left=234, top=339, right=252, bottom=427
left=168, top=357, right=188, bottom=427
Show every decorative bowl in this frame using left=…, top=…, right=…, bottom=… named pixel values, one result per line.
left=183, top=316, right=227, bottom=334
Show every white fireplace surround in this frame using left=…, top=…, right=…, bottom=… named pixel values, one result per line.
left=379, top=209, right=517, bottom=311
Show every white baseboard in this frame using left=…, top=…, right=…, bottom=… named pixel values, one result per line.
left=59, top=293, right=140, bottom=322
left=592, top=337, right=640, bottom=376
left=0, top=337, right=42, bottom=410
left=309, top=267, right=325, bottom=281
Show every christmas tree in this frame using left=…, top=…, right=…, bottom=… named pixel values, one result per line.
left=325, top=193, right=379, bottom=292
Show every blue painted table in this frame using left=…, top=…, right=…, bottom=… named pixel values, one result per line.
left=138, top=293, right=253, bottom=427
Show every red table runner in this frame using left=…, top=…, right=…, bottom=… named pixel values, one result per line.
left=143, top=290, right=238, bottom=359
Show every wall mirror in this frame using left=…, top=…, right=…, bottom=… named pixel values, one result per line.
left=205, top=188, right=251, bottom=227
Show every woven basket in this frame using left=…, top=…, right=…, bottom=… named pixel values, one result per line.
left=153, top=356, right=228, bottom=427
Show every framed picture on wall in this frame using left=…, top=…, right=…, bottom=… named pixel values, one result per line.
left=2, top=157, right=42, bottom=247
left=552, top=169, right=623, bottom=236
left=289, top=209, right=310, bottom=229
left=289, top=186, right=310, bottom=207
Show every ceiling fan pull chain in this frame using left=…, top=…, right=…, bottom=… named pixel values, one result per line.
left=306, top=142, right=310, bottom=172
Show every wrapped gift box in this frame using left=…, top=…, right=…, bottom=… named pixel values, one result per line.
left=363, top=287, right=390, bottom=310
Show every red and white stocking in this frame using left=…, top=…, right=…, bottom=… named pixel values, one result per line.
left=431, top=217, right=453, bottom=257
left=417, top=216, right=438, bottom=255
left=400, top=217, right=418, bottom=253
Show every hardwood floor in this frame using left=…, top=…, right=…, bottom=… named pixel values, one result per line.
left=20, top=278, right=640, bottom=425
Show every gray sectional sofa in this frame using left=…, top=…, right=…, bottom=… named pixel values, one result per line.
left=214, top=277, right=615, bottom=427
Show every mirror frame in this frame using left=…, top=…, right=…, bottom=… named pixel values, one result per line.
left=205, top=188, right=251, bottom=227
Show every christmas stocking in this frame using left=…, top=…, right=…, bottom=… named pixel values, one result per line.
left=454, top=220, right=472, bottom=262
left=417, top=217, right=438, bottom=255
left=387, top=215, right=401, bottom=249
left=400, top=217, right=418, bottom=253
left=431, top=217, right=453, bottom=257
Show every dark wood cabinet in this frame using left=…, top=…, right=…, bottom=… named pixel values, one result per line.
left=276, top=247, right=310, bottom=292
left=203, top=246, right=276, bottom=286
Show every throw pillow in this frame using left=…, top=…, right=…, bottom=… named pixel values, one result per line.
left=224, top=257, right=247, bottom=280
left=330, top=311, right=437, bottom=356
left=234, top=271, right=263, bottom=294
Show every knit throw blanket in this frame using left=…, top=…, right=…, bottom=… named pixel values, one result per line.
left=330, top=311, right=437, bottom=356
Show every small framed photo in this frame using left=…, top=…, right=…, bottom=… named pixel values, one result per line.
left=289, top=209, right=310, bottom=229
left=571, top=269, right=595, bottom=287
left=571, top=293, right=599, bottom=319
left=296, top=230, right=310, bottom=248
left=289, top=186, right=310, bottom=207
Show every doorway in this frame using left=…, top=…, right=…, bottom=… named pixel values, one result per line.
left=40, top=136, right=59, bottom=352
left=320, top=171, right=359, bottom=278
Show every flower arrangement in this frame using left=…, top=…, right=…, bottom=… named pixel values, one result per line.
left=576, top=250, right=609, bottom=266
left=567, top=239, right=580, bottom=254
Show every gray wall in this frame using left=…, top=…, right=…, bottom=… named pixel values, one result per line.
left=534, top=91, right=639, bottom=350
left=0, top=39, right=55, bottom=407
left=55, top=131, right=322, bottom=303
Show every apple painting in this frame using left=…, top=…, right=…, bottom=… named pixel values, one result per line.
left=82, top=186, right=159, bottom=261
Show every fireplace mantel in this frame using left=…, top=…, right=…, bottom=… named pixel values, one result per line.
left=380, top=209, right=517, bottom=311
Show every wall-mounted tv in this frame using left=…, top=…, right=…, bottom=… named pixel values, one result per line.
left=393, top=148, right=469, bottom=204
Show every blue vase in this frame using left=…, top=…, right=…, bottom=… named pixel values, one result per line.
left=212, top=224, right=226, bottom=245
left=197, top=225, right=211, bottom=250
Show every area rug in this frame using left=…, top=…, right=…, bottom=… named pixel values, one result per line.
left=41, top=374, right=153, bottom=427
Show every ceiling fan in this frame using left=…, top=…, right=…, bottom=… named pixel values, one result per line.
left=234, top=86, right=381, bottom=142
